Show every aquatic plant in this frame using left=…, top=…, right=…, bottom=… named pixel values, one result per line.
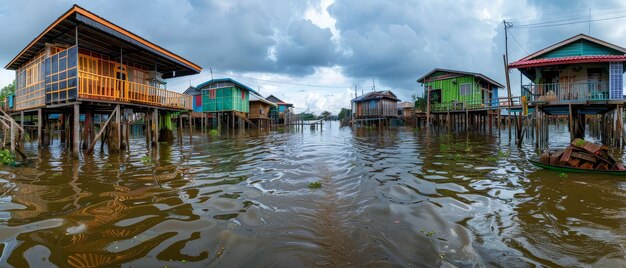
left=464, top=145, right=473, bottom=153
left=140, top=154, right=153, bottom=164
left=559, top=172, right=568, bottom=179
left=308, top=181, right=322, bottom=189
left=439, top=144, right=450, bottom=151
left=486, top=156, right=498, bottom=163
left=497, top=150, right=510, bottom=158
left=453, top=154, right=463, bottom=161
left=209, top=129, right=219, bottom=136
left=0, top=149, right=15, bottom=166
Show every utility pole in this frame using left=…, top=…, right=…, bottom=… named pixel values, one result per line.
left=503, top=20, right=513, bottom=140
left=210, top=67, right=214, bottom=80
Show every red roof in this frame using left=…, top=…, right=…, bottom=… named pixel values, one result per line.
left=509, top=55, right=626, bottom=69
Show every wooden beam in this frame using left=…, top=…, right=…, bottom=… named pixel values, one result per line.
left=86, top=105, right=118, bottom=154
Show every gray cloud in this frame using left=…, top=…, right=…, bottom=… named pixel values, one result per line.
left=2, top=0, right=626, bottom=114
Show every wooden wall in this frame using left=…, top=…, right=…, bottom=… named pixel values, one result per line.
left=354, top=99, right=398, bottom=118
left=249, top=101, right=271, bottom=119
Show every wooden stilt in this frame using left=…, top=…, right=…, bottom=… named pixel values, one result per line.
left=153, top=108, right=159, bottom=145
left=37, top=109, right=42, bottom=149
left=87, top=105, right=118, bottom=154
left=73, top=104, right=80, bottom=157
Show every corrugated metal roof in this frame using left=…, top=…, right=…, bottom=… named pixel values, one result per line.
left=416, top=68, right=504, bottom=88
left=512, top=34, right=626, bottom=63
left=509, top=55, right=626, bottom=69
left=249, top=94, right=277, bottom=106
left=352, top=90, right=399, bottom=102
left=266, top=95, right=293, bottom=107
left=195, top=78, right=260, bottom=96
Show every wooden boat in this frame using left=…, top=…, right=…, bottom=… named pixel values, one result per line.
left=529, top=159, right=626, bottom=175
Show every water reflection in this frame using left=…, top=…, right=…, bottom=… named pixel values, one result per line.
left=0, top=121, right=623, bottom=266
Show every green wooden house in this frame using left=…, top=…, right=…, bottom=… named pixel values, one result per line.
left=195, top=78, right=261, bottom=113
left=417, top=69, right=504, bottom=112
left=186, top=78, right=261, bottom=129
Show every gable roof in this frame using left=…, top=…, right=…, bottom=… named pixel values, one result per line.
left=5, top=5, right=201, bottom=78
left=250, top=94, right=277, bottom=107
left=266, top=95, right=293, bottom=107
left=352, top=90, right=399, bottom=103
left=196, top=78, right=260, bottom=96
left=509, top=34, right=626, bottom=69
left=183, top=86, right=198, bottom=95
left=416, top=68, right=504, bottom=88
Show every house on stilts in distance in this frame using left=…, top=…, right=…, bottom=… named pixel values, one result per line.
left=509, top=34, right=626, bottom=148
left=265, top=95, right=293, bottom=125
left=351, top=90, right=400, bottom=126
left=4, top=5, right=200, bottom=157
left=249, top=94, right=276, bottom=129
left=185, top=78, right=265, bottom=130
left=417, top=68, right=505, bottom=131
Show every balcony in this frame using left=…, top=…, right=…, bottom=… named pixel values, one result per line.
left=77, top=71, right=192, bottom=110
left=13, top=45, right=192, bottom=111
left=521, top=82, right=609, bottom=103
left=430, top=97, right=521, bottom=112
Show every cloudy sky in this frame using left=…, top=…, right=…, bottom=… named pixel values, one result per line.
left=1, top=0, right=626, bottom=114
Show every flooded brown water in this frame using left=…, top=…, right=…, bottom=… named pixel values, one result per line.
left=0, top=121, right=624, bottom=267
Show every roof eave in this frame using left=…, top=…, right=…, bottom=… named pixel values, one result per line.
left=5, top=5, right=202, bottom=73
left=509, top=57, right=626, bottom=69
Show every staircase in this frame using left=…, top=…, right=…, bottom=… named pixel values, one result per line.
left=0, top=109, right=27, bottom=160
left=234, top=111, right=256, bottom=128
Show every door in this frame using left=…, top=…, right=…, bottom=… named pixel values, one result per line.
left=115, top=65, right=128, bottom=101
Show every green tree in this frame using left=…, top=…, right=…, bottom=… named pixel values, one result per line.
left=412, top=94, right=427, bottom=112
left=299, top=112, right=317, bottom=120
left=0, top=80, right=15, bottom=102
left=338, top=108, right=351, bottom=120
left=320, top=111, right=331, bottom=120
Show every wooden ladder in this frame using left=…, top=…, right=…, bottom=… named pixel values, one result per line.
left=0, top=109, right=27, bottom=160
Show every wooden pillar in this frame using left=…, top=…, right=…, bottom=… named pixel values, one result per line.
left=10, top=120, right=15, bottom=153
left=188, top=114, right=193, bottom=143
left=568, top=104, right=574, bottom=141
left=37, top=109, right=43, bottom=149
left=146, top=111, right=151, bottom=149
left=115, top=105, right=121, bottom=152
left=82, top=111, right=93, bottom=149
left=153, top=108, right=159, bottom=145
left=73, top=104, right=80, bottom=157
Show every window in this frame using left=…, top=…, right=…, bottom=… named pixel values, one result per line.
left=460, top=83, right=472, bottom=96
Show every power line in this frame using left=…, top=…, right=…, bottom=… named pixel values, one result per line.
left=507, top=29, right=529, bottom=54
left=507, top=6, right=626, bottom=24
left=515, top=13, right=626, bottom=29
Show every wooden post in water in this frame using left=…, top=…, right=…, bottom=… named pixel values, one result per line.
left=153, top=108, right=159, bottom=144
left=73, top=104, right=80, bottom=157
left=10, top=120, right=15, bottom=153
left=37, top=109, right=42, bottom=149
left=568, top=104, right=573, bottom=141
left=503, top=55, right=513, bottom=142
left=188, top=113, right=192, bottom=143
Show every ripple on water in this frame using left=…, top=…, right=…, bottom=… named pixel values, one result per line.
left=0, top=123, right=622, bottom=266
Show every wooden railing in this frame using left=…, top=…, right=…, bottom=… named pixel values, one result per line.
left=78, top=71, right=192, bottom=110
left=521, top=82, right=609, bottom=103
left=431, top=97, right=521, bottom=112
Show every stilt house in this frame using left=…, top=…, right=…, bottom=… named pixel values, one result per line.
left=4, top=5, right=201, bottom=155
left=417, top=69, right=503, bottom=112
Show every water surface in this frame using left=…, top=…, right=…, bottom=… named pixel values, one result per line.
left=0, top=122, right=624, bottom=267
